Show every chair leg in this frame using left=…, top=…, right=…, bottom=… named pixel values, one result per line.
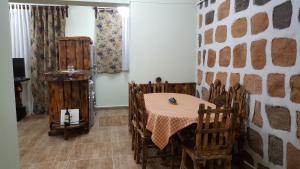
left=193, top=161, right=198, bottom=169
left=171, top=140, right=175, bottom=169
left=194, top=160, right=205, bottom=169
left=128, top=111, right=132, bottom=133
left=136, top=134, right=141, bottom=164
left=131, top=128, right=135, bottom=151
left=180, top=150, right=187, bottom=169
left=225, top=157, right=232, bottom=169
left=238, top=137, right=244, bottom=153
left=142, top=142, right=148, bottom=169
left=133, top=130, right=137, bottom=161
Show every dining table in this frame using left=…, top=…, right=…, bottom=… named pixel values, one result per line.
left=144, top=93, right=216, bottom=150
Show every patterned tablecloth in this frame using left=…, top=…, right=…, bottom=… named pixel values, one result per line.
left=144, top=93, right=216, bottom=150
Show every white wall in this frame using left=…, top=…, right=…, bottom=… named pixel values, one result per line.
left=95, top=73, right=129, bottom=107
left=0, top=0, right=20, bottom=168
left=65, top=0, right=197, bottom=107
left=129, top=0, right=197, bottom=83
left=66, top=6, right=96, bottom=42
left=65, top=6, right=130, bottom=107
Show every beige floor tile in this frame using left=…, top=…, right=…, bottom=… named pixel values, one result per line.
left=92, top=142, right=113, bottom=157
left=111, top=140, right=132, bottom=156
left=67, top=157, right=114, bottom=169
left=113, top=154, right=140, bottom=169
left=20, top=163, right=30, bottom=169
left=97, top=108, right=128, bottom=117
left=111, top=126, right=131, bottom=142
left=19, top=108, right=219, bottom=169
left=54, top=144, right=74, bottom=162
left=68, top=143, right=90, bottom=161
left=30, top=146, right=58, bottom=163
left=95, top=127, right=113, bottom=142
left=27, top=161, right=69, bottom=169
left=19, top=148, right=35, bottom=166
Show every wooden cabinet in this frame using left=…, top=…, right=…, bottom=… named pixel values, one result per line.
left=45, top=71, right=91, bottom=137
left=45, top=37, right=94, bottom=139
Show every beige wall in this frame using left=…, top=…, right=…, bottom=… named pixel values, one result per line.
left=0, top=0, right=20, bottom=168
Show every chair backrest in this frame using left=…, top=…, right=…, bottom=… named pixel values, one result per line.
left=153, top=81, right=168, bottom=93
left=173, top=84, right=194, bottom=95
left=227, top=83, right=249, bottom=136
left=136, top=89, right=148, bottom=133
left=129, top=82, right=137, bottom=103
left=208, top=80, right=226, bottom=107
left=138, top=82, right=152, bottom=94
left=130, top=83, right=138, bottom=116
left=164, top=83, right=196, bottom=96
left=194, top=103, right=237, bottom=156
left=128, top=82, right=133, bottom=119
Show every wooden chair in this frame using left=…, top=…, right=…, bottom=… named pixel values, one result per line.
left=128, top=82, right=135, bottom=133
left=180, top=104, right=238, bottom=169
left=135, top=90, right=175, bottom=169
left=165, top=83, right=196, bottom=96
left=129, top=82, right=152, bottom=134
left=141, top=81, right=153, bottom=94
left=131, top=85, right=143, bottom=162
left=226, top=83, right=249, bottom=154
left=135, top=89, right=154, bottom=168
left=173, top=84, right=194, bottom=95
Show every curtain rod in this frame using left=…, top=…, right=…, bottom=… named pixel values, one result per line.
left=94, top=7, right=117, bottom=18
left=9, top=0, right=129, bottom=7
left=9, top=3, right=69, bottom=17
left=31, top=5, right=69, bottom=17
left=9, top=3, right=68, bottom=8
left=9, top=3, right=31, bottom=9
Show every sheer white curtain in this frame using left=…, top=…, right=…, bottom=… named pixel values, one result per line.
left=9, top=3, right=33, bottom=115
left=118, top=7, right=130, bottom=71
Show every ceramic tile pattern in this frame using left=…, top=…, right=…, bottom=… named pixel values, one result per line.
left=18, top=109, right=172, bottom=169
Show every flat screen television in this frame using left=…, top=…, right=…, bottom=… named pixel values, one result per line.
left=12, top=58, right=26, bottom=78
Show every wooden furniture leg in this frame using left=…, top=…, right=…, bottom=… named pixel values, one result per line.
left=64, top=127, right=69, bottom=140
left=136, top=135, right=141, bottom=164
left=142, top=141, right=148, bottom=169
left=180, top=149, right=187, bottom=169
left=225, top=157, right=232, bottom=169
left=170, top=138, right=175, bottom=169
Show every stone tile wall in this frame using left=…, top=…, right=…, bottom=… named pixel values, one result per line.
left=197, top=0, right=300, bottom=169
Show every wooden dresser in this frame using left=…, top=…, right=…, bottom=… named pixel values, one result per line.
left=45, top=37, right=94, bottom=139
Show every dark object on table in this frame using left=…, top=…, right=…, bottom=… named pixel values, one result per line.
left=169, top=97, right=177, bottom=105
left=156, top=77, right=162, bottom=83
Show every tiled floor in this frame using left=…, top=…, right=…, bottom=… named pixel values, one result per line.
left=17, top=108, right=171, bottom=169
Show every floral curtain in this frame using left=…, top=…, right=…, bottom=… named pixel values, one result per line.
left=96, top=8, right=123, bottom=73
left=31, top=6, right=67, bottom=114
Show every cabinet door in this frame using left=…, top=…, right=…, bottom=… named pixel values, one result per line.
left=58, top=37, right=92, bottom=70
left=48, top=81, right=64, bottom=123
left=48, top=80, right=89, bottom=125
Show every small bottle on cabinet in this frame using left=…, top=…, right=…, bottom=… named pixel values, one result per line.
left=64, top=108, right=71, bottom=126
